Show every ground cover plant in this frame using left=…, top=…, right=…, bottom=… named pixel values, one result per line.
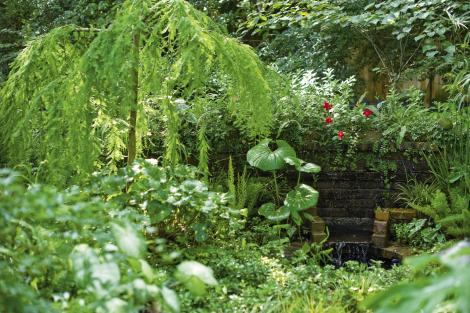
left=1, top=0, right=469, bottom=312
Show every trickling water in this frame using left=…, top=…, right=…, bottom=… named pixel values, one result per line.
left=330, top=242, right=370, bottom=267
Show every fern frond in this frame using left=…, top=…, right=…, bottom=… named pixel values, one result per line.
left=227, top=156, right=236, bottom=207
left=236, top=166, right=248, bottom=210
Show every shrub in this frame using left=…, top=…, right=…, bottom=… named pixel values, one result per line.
left=0, top=161, right=225, bottom=312
left=392, top=219, right=446, bottom=249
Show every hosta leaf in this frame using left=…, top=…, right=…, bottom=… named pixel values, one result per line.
left=247, top=139, right=296, bottom=171
left=176, top=261, right=217, bottom=296
left=70, top=244, right=99, bottom=285
left=111, top=222, right=146, bottom=259
left=91, top=262, right=120, bottom=285
left=177, top=261, right=217, bottom=285
left=284, top=184, right=319, bottom=211
left=258, top=202, right=290, bottom=221
left=140, top=259, right=155, bottom=282
left=162, top=287, right=180, bottom=312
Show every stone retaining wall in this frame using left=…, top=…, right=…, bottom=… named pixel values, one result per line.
left=309, top=154, right=430, bottom=240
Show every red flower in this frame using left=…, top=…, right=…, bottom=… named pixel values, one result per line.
left=323, top=101, right=332, bottom=111
left=363, top=108, right=373, bottom=118
left=338, top=130, right=344, bottom=140
left=325, top=117, right=333, bottom=124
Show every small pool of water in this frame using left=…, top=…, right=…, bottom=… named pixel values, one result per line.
left=325, top=241, right=401, bottom=268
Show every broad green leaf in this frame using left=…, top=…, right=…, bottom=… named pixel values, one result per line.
left=192, top=223, right=208, bottom=242
left=284, top=156, right=321, bottom=174
left=414, top=33, right=426, bottom=41
left=302, top=243, right=311, bottom=253
left=162, top=287, right=180, bottom=312
left=284, top=156, right=303, bottom=170
left=148, top=200, right=173, bottom=223
left=111, top=222, right=146, bottom=259
left=303, top=212, right=315, bottom=222
left=445, top=45, right=456, bottom=56
left=140, top=259, right=155, bottom=282
left=176, top=261, right=218, bottom=286
left=287, top=225, right=297, bottom=237
left=71, top=245, right=95, bottom=285
left=182, top=276, right=207, bottom=297
left=247, top=139, right=296, bottom=171
left=284, top=184, right=319, bottom=211
left=258, top=202, right=290, bottom=221
left=300, top=162, right=321, bottom=173
left=397, top=125, right=407, bottom=146
left=290, top=209, right=302, bottom=226
left=102, top=298, right=128, bottom=313
left=272, top=224, right=292, bottom=231
left=91, top=262, right=120, bottom=285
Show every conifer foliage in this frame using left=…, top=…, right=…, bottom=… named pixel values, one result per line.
left=0, top=0, right=273, bottom=184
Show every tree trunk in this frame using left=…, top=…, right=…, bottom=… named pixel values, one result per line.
left=127, top=32, right=140, bottom=166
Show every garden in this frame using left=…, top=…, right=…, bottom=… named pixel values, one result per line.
left=0, top=0, right=469, bottom=312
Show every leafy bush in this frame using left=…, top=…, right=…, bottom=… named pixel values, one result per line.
left=0, top=161, right=226, bottom=312
left=392, top=219, right=446, bottom=249
left=178, top=241, right=409, bottom=313
left=91, top=159, right=241, bottom=243
left=413, top=190, right=470, bottom=238
left=365, top=241, right=470, bottom=313
left=273, top=70, right=452, bottom=173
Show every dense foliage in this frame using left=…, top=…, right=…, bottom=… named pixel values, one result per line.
left=0, top=161, right=226, bottom=312
left=0, top=0, right=276, bottom=185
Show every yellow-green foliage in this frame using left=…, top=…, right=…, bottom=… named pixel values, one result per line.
left=0, top=25, right=94, bottom=180
left=413, top=190, right=470, bottom=237
left=0, top=0, right=274, bottom=184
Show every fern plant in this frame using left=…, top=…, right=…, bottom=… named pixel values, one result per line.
left=0, top=0, right=275, bottom=184
left=413, top=189, right=470, bottom=238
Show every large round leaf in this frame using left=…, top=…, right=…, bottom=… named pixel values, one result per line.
left=300, top=162, right=321, bottom=173
left=284, top=156, right=303, bottom=170
left=284, top=184, right=319, bottom=211
left=258, top=202, right=290, bottom=221
left=284, top=156, right=321, bottom=174
left=247, top=139, right=296, bottom=171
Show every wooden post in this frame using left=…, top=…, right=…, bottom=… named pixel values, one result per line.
left=127, top=32, right=140, bottom=166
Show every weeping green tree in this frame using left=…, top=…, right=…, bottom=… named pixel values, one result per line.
left=0, top=0, right=274, bottom=184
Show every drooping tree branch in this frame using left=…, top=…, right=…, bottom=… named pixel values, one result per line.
left=127, top=32, right=140, bottom=166
left=0, top=0, right=277, bottom=185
